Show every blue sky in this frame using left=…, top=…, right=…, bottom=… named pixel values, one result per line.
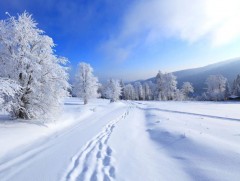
left=1, top=0, right=240, bottom=82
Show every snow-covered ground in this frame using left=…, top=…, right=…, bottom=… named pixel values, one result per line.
left=0, top=98, right=240, bottom=181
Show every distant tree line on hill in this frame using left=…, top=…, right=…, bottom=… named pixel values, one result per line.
left=97, top=72, right=240, bottom=102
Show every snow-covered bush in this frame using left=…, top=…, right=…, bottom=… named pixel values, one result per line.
left=0, top=12, right=69, bottom=119
left=73, top=62, right=99, bottom=104
left=105, top=79, right=122, bottom=102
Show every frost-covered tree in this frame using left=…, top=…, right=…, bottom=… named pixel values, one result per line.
left=105, top=79, right=122, bottom=102
left=205, top=75, right=227, bottom=101
left=232, top=74, right=240, bottom=96
left=164, top=73, right=178, bottom=100
left=181, top=82, right=194, bottom=100
left=134, top=82, right=144, bottom=100
left=73, top=62, right=99, bottom=104
left=225, top=81, right=231, bottom=100
left=0, top=12, right=69, bottom=119
left=0, top=78, right=21, bottom=112
left=143, top=82, right=152, bottom=100
left=155, top=71, right=178, bottom=100
left=119, top=80, right=125, bottom=100
left=124, top=84, right=135, bottom=100
left=155, top=71, right=165, bottom=100
left=147, top=81, right=156, bottom=100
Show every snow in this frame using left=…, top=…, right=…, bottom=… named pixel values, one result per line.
left=0, top=98, right=240, bottom=181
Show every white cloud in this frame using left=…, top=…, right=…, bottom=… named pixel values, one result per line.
left=101, top=0, right=240, bottom=61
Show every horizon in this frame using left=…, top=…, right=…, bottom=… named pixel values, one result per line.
left=1, top=0, right=240, bottom=82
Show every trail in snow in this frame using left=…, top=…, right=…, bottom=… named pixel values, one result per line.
left=61, top=109, right=130, bottom=181
left=144, top=107, right=240, bottom=122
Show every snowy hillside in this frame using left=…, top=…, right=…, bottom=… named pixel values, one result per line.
left=173, top=58, right=240, bottom=93
left=0, top=98, right=240, bottom=181
left=144, top=58, right=240, bottom=94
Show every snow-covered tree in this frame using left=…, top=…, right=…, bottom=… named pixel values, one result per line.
left=124, top=84, right=135, bottom=100
left=155, top=71, right=165, bottom=100
left=143, top=82, right=152, bottom=100
left=205, top=75, right=227, bottom=101
left=134, top=82, right=144, bottom=100
left=119, top=80, right=125, bottom=100
left=155, top=71, right=178, bottom=100
left=147, top=81, right=156, bottom=100
left=105, top=79, right=122, bottom=102
left=181, top=82, right=194, bottom=100
left=232, top=74, right=240, bottom=96
left=73, top=62, right=99, bottom=104
left=224, top=81, right=231, bottom=100
left=164, top=73, right=178, bottom=100
left=0, top=12, right=69, bottom=119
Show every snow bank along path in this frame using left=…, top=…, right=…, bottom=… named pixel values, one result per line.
left=0, top=98, right=240, bottom=181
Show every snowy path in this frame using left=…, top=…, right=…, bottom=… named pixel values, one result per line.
left=61, top=110, right=129, bottom=181
left=0, top=99, right=240, bottom=181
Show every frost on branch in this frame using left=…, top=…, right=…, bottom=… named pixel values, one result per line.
left=0, top=12, right=69, bottom=119
left=0, top=78, right=21, bottom=112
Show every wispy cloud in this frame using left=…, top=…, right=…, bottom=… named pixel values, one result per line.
left=100, top=0, right=240, bottom=61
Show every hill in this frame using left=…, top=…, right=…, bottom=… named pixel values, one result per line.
left=144, top=58, right=240, bottom=95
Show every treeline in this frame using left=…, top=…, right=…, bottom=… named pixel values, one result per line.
left=72, top=63, right=240, bottom=103
left=99, top=73, right=240, bottom=102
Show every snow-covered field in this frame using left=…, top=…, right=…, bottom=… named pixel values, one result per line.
left=0, top=98, right=240, bottom=181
